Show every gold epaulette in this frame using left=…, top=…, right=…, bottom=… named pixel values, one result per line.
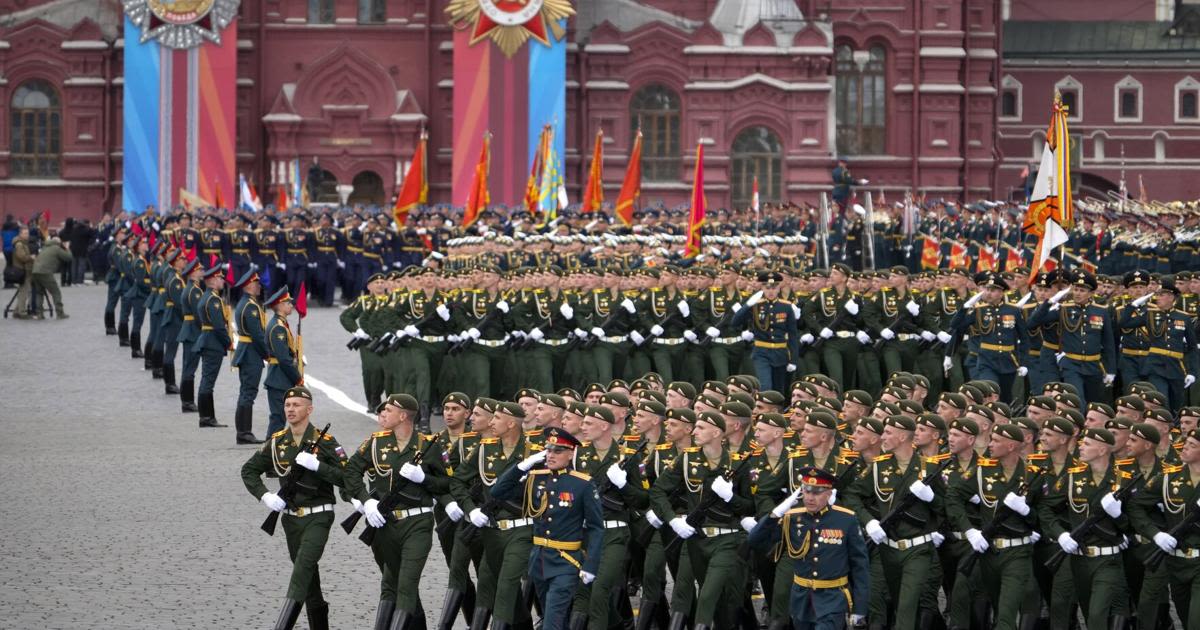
left=1027, top=453, right=1048, bottom=461
left=785, top=507, right=807, bottom=515
left=925, top=453, right=951, bottom=464
left=655, top=443, right=674, bottom=451
left=788, top=447, right=810, bottom=458
left=525, top=430, right=542, bottom=438
left=731, top=452, right=747, bottom=461
left=1175, top=441, right=1185, bottom=451
left=529, top=469, right=550, bottom=476
left=569, top=470, right=592, bottom=481
left=622, top=434, right=641, bottom=442
left=831, top=505, right=855, bottom=515
left=461, top=431, right=479, bottom=438
left=683, top=446, right=701, bottom=453
left=620, top=445, right=637, bottom=456
left=1115, top=457, right=1136, bottom=466
left=1118, top=469, right=1134, bottom=479
left=480, top=437, right=500, bottom=445
left=837, top=422, right=848, bottom=433
left=322, top=434, right=334, bottom=441
left=1164, top=464, right=1184, bottom=474
left=977, top=457, right=998, bottom=467
left=751, top=447, right=765, bottom=457
left=1026, top=463, right=1045, bottom=474
left=372, top=430, right=391, bottom=437
left=873, top=453, right=893, bottom=463
left=839, top=448, right=860, bottom=459
left=271, top=428, right=288, bottom=438
left=782, top=430, right=796, bottom=439
left=1067, top=464, right=1088, bottom=473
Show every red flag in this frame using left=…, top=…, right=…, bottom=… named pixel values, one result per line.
left=462, top=132, right=491, bottom=228
left=615, top=131, right=642, bottom=226
left=949, top=242, right=969, bottom=269
left=524, top=127, right=547, bottom=215
left=296, top=280, right=308, bottom=318
left=394, top=131, right=428, bottom=228
left=581, top=128, right=605, bottom=214
left=685, top=142, right=706, bottom=258
left=1005, top=246, right=1023, bottom=271
left=210, top=253, right=218, bottom=269
left=226, top=260, right=235, bottom=284
left=920, top=238, right=940, bottom=269
left=976, top=245, right=997, bottom=272
left=214, top=184, right=225, bottom=210
left=276, top=184, right=289, bottom=210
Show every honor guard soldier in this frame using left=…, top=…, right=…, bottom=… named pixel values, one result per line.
left=432, top=392, right=482, bottom=630
left=159, top=252, right=190, bottom=396
left=313, top=213, right=343, bottom=307
left=264, top=286, right=303, bottom=436
left=200, top=214, right=229, bottom=268
left=747, top=466, right=870, bottom=630
left=228, top=214, right=256, bottom=300
left=1030, top=270, right=1117, bottom=407
left=341, top=273, right=391, bottom=409
left=177, top=258, right=206, bottom=413
left=194, top=264, right=231, bottom=428
left=285, top=214, right=314, bottom=295
left=1118, top=278, right=1200, bottom=412
left=732, top=271, right=800, bottom=393
left=344, top=394, right=450, bottom=630
left=125, top=236, right=152, bottom=361
left=240, top=386, right=347, bottom=630
left=805, top=263, right=867, bottom=390
left=255, top=215, right=285, bottom=292
left=232, top=270, right=267, bottom=444
left=947, top=271, right=1029, bottom=403
left=491, top=427, right=604, bottom=630
left=1116, top=271, right=1153, bottom=391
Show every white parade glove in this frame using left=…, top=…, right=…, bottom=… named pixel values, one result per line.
left=711, top=476, right=734, bottom=502
left=1057, top=532, right=1079, bottom=555
left=574, top=328, right=589, bottom=339
left=436, top=304, right=451, bottom=321
left=518, top=450, right=548, bottom=472
left=683, top=330, right=698, bottom=343
left=399, top=462, right=426, bottom=484
left=1103, top=374, right=1116, bottom=386
left=669, top=516, right=696, bottom=539
left=820, top=327, right=834, bottom=339
left=276, top=262, right=286, bottom=270
left=855, top=330, right=871, bottom=345
left=365, top=499, right=386, bottom=528
left=966, top=528, right=989, bottom=553
left=844, top=300, right=859, bottom=315
left=906, top=300, right=921, bottom=316
left=932, top=531, right=945, bottom=548
left=943, top=356, right=954, bottom=374
left=580, top=571, right=596, bottom=585
left=880, top=328, right=895, bottom=340
left=792, top=304, right=803, bottom=319
left=645, top=509, right=664, bottom=529
left=405, top=325, right=421, bottom=337
left=937, top=331, right=953, bottom=344
left=786, top=363, right=797, bottom=372
left=621, top=298, right=636, bottom=314
left=677, top=301, right=690, bottom=317
left=1100, top=492, right=1122, bottom=518
left=970, top=494, right=981, bottom=505
left=605, top=465, right=628, bottom=489
left=920, top=330, right=936, bottom=342
left=740, top=516, right=758, bottom=533
left=496, top=299, right=509, bottom=313
left=830, top=489, right=837, bottom=505
left=745, top=291, right=764, bottom=307
left=630, top=331, right=646, bottom=346
left=1003, top=492, right=1031, bottom=516
left=706, top=327, right=721, bottom=339
left=445, top=501, right=464, bottom=522
left=1049, top=288, right=1071, bottom=304
left=1017, top=292, right=1033, bottom=307
left=1055, top=352, right=1066, bottom=364
left=337, top=260, right=347, bottom=269
left=909, top=480, right=934, bottom=503
left=261, top=492, right=286, bottom=512
left=865, top=519, right=887, bottom=544
left=732, top=303, right=743, bottom=313
left=1154, top=532, right=1179, bottom=553
left=650, top=324, right=664, bottom=337
left=1031, top=531, right=1042, bottom=543
left=1188, top=375, right=1197, bottom=388
left=591, top=327, right=607, bottom=340
left=351, top=498, right=364, bottom=514
left=354, top=328, right=370, bottom=340
left=469, top=508, right=490, bottom=528
left=800, top=333, right=815, bottom=344
left=467, top=328, right=481, bottom=340
left=740, top=330, right=755, bottom=342
left=559, top=303, right=574, bottom=319
left=294, top=452, right=320, bottom=472
left=1017, top=366, right=1028, bottom=377
left=529, top=328, right=545, bottom=341
left=850, top=615, right=866, bottom=627
left=1132, top=293, right=1153, bottom=307
left=447, top=334, right=461, bottom=343
left=1050, top=303, right=1061, bottom=313
left=771, top=487, right=803, bottom=518
left=963, top=292, right=983, bottom=309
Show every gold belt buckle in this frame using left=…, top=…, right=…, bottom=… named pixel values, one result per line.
left=1084, top=547, right=1097, bottom=557
left=895, top=539, right=909, bottom=551
left=294, top=507, right=307, bottom=517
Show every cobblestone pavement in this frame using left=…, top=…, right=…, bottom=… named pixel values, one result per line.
left=0, top=285, right=450, bottom=629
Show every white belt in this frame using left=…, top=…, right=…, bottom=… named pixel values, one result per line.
left=285, top=503, right=335, bottom=517
left=1079, top=544, right=1123, bottom=557
left=884, top=534, right=934, bottom=550
left=476, top=339, right=506, bottom=348
left=993, top=535, right=1035, bottom=549
left=835, top=331, right=856, bottom=339
left=715, top=336, right=743, bottom=345
left=539, top=338, right=570, bottom=346
left=602, top=520, right=628, bottom=529
left=701, top=526, right=740, bottom=537
left=497, top=517, right=533, bottom=530
left=419, top=335, right=444, bottom=343
left=391, top=506, right=433, bottom=520
left=896, top=333, right=919, bottom=341
left=654, top=338, right=685, bottom=346
left=1171, top=548, right=1200, bottom=559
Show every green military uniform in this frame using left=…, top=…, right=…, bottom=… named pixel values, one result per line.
left=578, top=287, right=637, bottom=386
left=696, top=284, right=749, bottom=382
left=865, top=283, right=930, bottom=378
left=432, top=416, right=482, bottom=630
left=642, top=287, right=689, bottom=384
left=340, top=288, right=389, bottom=408
left=514, top=287, right=574, bottom=392
left=451, top=289, right=513, bottom=401
left=638, top=432, right=695, bottom=630
left=920, top=286, right=966, bottom=400
left=1129, top=451, right=1200, bottom=628
left=803, top=283, right=865, bottom=391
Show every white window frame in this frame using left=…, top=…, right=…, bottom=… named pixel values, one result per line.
left=1000, top=75, right=1022, bottom=122
left=1055, top=75, right=1083, bottom=122
left=1176, top=76, right=1200, bottom=123
left=1092, top=132, right=1106, bottom=162
left=1113, top=75, right=1143, bottom=123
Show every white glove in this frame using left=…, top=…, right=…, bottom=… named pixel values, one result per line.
left=529, top=328, right=545, bottom=341
left=308, top=262, right=318, bottom=269
left=1017, top=366, right=1028, bottom=377
left=605, top=465, right=628, bottom=489
left=1055, top=352, right=1066, bottom=365
left=1057, top=532, right=1079, bottom=555
left=966, top=528, right=989, bottom=553
left=786, top=363, right=797, bottom=372
left=1188, top=375, right=1197, bottom=388
left=337, top=260, right=347, bottom=269
left=621, top=298, right=636, bottom=314
left=880, top=328, right=895, bottom=340
left=844, top=300, right=859, bottom=315
left=559, top=303, right=574, bottom=319
left=354, top=328, right=370, bottom=340
left=1154, top=532, right=1179, bottom=553
left=970, top=494, right=981, bottom=505
left=937, top=331, right=953, bottom=344
left=436, top=304, right=451, bottom=321
left=740, top=516, right=758, bottom=533
left=365, top=499, right=387, bottom=528
left=855, top=330, right=871, bottom=344
left=1017, top=292, right=1033, bottom=307
left=445, top=501, right=464, bottom=522
left=791, top=304, right=803, bottom=319
left=518, top=450, right=548, bottom=472
left=706, top=327, right=721, bottom=339
left=496, top=300, right=509, bottom=313
left=830, top=489, right=837, bottom=505
left=669, top=516, right=696, bottom=539
left=574, top=328, right=589, bottom=339
left=1132, top=293, right=1153, bottom=307
left=404, top=325, right=420, bottom=337
left=467, top=328, right=481, bottom=340
left=909, top=480, right=934, bottom=503
left=731, top=303, right=742, bottom=313
left=645, top=509, right=664, bottom=529
left=447, top=334, right=461, bottom=343
left=260, top=492, right=286, bottom=512
left=591, top=327, right=607, bottom=340
left=1100, top=492, right=1122, bottom=518
left=850, top=615, right=866, bottom=627
left=745, top=291, right=764, bottom=307
left=932, top=531, right=945, bottom=548
left=943, top=356, right=954, bottom=373
left=820, top=328, right=834, bottom=339
left=771, top=487, right=803, bottom=518
left=630, top=330, right=646, bottom=346
left=906, top=300, right=921, bottom=316
left=740, top=330, right=755, bottom=342
left=865, top=519, right=887, bottom=544
left=1049, top=287, right=1071, bottom=304
left=399, top=462, right=426, bottom=484
left=469, top=508, right=490, bottom=528
left=351, top=498, right=364, bottom=514
left=677, top=301, right=690, bottom=317
left=580, top=571, right=596, bottom=584
left=683, top=330, right=698, bottom=343
left=650, top=324, right=664, bottom=337
left=963, top=291, right=983, bottom=309
left=711, top=476, right=734, bottom=502
left=1031, top=531, right=1041, bottom=543
left=800, top=333, right=815, bottom=344
left=276, top=262, right=286, bottom=270
left=1103, top=374, right=1116, bottom=386
left=920, top=330, right=936, bottom=342
left=1003, top=492, right=1031, bottom=516
left=294, top=452, right=320, bottom=472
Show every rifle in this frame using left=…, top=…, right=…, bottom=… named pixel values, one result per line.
left=595, top=441, right=649, bottom=503
left=582, top=302, right=629, bottom=350
left=347, top=335, right=370, bottom=351
left=261, top=423, right=331, bottom=536
left=1145, top=499, right=1200, bottom=571
left=811, top=304, right=853, bottom=351
left=664, top=454, right=754, bottom=555
left=367, top=331, right=395, bottom=353
left=385, top=310, right=441, bottom=353
left=341, top=436, right=440, bottom=536
left=867, top=457, right=956, bottom=550
left=698, top=306, right=738, bottom=349
left=437, top=475, right=483, bottom=539
left=353, top=437, right=442, bottom=545
left=1045, top=472, right=1145, bottom=572
left=958, top=471, right=1042, bottom=575
left=871, top=308, right=920, bottom=350
left=447, top=305, right=505, bottom=355
left=460, top=461, right=523, bottom=545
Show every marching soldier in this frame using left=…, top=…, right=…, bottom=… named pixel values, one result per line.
left=264, top=286, right=303, bottom=436
left=1118, top=278, right=1200, bottom=411
left=805, top=264, right=867, bottom=390
left=1029, top=270, right=1116, bottom=407
left=177, top=258, right=206, bottom=413
left=125, top=236, right=152, bottom=361
left=194, top=265, right=231, bottom=428
left=159, top=253, right=190, bottom=396
left=946, top=271, right=1029, bottom=403
left=341, top=273, right=390, bottom=409
left=433, top=392, right=481, bottom=630
left=732, top=271, right=799, bottom=393
left=231, top=270, right=267, bottom=444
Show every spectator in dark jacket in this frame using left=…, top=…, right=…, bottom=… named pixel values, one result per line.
left=68, top=219, right=94, bottom=285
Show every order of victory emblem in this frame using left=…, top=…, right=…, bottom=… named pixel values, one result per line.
left=124, top=0, right=241, bottom=49
left=446, top=0, right=575, bottom=57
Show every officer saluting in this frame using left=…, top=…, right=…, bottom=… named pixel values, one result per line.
left=732, top=270, right=800, bottom=392
left=748, top=466, right=869, bottom=630
left=490, top=427, right=604, bottom=630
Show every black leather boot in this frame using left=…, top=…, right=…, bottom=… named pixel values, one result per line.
left=163, top=365, right=179, bottom=395
left=692, top=624, right=709, bottom=630
left=272, top=599, right=303, bottom=630
left=1017, top=613, right=1041, bottom=630
left=236, top=405, right=263, bottom=444
left=142, top=337, right=153, bottom=368
left=469, top=608, right=492, bottom=630
left=390, top=609, right=414, bottom=630
left=130, top=332, right=144, bottom=358
left=970, top=598, right=990, bottom=630
left=461, top=583, right=477, bottom=628
left=105, top=311, right=116, bottom=335
left=491, top=620, right=511, bottom=630
left=118, top=321, right=129, bottom=346
left=374, top=600, right=397, bottom=630
left=766, top=619, right=790, bottom=630
left=920, top=608, right=945, bottom=630
left=568, top=612, right=588, bottom=630
left=198, top=392, right=227, bottom=427
left=151, top=348, right=163, bottom=379
left=636, top=597, right=658, bottom=630
left=667, top=612, right=688, bottom=630
left=437, top=589, right=467, bottom=630
left=306, top=600, right=329, bottom=630
left=180, top=378, right=198, bottom=412
left=1108, top=615, right=1127, bottom=630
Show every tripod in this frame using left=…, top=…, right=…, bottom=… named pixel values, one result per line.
left=4, top=283, right=56, bottom=319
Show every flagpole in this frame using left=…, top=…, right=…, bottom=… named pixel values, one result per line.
left=864, top=191, right=876, bottom=270
left=818, top=192, right=831, bottom=268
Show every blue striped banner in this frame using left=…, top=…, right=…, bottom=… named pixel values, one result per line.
left=122, top=16, right=161, bottom=213
left=527, top=20, right=566, bottom=172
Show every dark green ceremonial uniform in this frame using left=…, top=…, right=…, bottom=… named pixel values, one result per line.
left=804, top=287, right=865, bottom=390
left=340, top=293, right=388, bottom=407
left=1129, top=461, right=1200, bottom=629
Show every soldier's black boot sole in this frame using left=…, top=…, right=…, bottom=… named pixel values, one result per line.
left=198, top=393, right=227, bottom=427
left=236, top=405, right=263, bottom=444
left=164, top=365, right=179, bottom=395
left=272, top=599, right=302, bottom=630
left=151, top=348, right=163, bottom=378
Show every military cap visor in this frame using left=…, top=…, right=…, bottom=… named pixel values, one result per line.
left=265, top=286, right=292, bottom=307
left=798, top=466, right=837, bottom=489
left=544, top=427, right=581, bottom=450
left=232, top=270, right=257, bottom=288
left=201, top=265, right=224, bottom=279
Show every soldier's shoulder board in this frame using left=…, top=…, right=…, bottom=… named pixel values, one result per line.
left=925, top=453, right=951, bottom=464
left=830, top=505, right=856, bottom=516
left=461, top=431, right=479, bottom=439
left=872, top=453, right=893, bottom=463
left=480, top=437, right=500, bottom=445
left=839, top=447, right=860, bottom=459
left=785, top=507, right=807, bottom=515
left=271, top=428, right=288, bottom=439
left=1067, top=464, right=1088, bottom=474
left=372, top=430, right=391, bottom=438
left=789, top=447, right=810, bottom=458
left=1114, top=457, right=1135, bottom=467
left=622, top=434, right=641, bottom=443
left=977, top=457, right=998, bottom=467
left=529, top=469, right=550, bottom=476
left=731, top=452, right=748, bottom=462
left=1163, top=464, right=1184, bottom=474
left=683, top=446, right=701, bottom=453
left=1026, top=453, right=1048, bottom=461
left=655, top=443, right=674, bottom=451
left=569, top=470, right=592, bottom=481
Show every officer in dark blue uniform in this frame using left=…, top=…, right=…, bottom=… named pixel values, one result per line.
left=227, top=214, right=255, bottom=302
left=1119, top=278, right=1200, bottom=411
left=831, top=157, right=857, bottom=210
left=947, top=271, right=1029, bottom=403
left=231, top=269, right=267, bottom=445
left=731, top=270, right=800, bottom=393
left=194, top=264, right=231, bottom=429
left=313, top=213, right=343, bottom=307
left=1029, top=269, right=1117, bottom=407
left=285, top=215, right=314, bottom=297
left=748, top=466, right=870, bottom=630
left=490, top=427, right=604, bottom=630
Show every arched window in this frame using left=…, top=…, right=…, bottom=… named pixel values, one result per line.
left=630, top=85, right=680, bottom=182
left=835, top=45, right=886, bottom=155
left=730, top=126, right=782, bottom=208
left=10, top=80, right=61, bottom=178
